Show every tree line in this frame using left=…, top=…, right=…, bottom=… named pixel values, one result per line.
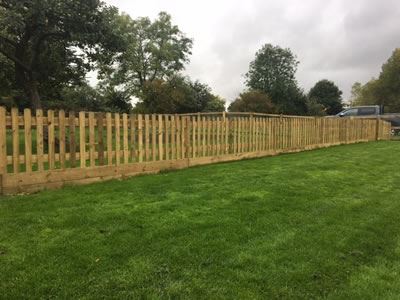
left=229, top=44, right=343, bottom=115
left=349, top=49, right=400, bottom=112
left=1, top=1, right=397, bottom=115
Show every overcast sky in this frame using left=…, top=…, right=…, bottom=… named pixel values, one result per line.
left=104, top=0, right=400, bottom=103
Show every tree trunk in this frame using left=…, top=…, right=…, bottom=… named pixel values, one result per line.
left=25, top=78, right=41, bottom=110
left=15, top=61, right=42, bottom=110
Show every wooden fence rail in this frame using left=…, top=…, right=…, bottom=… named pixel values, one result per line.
left=0, top=107, right=392, bottom=195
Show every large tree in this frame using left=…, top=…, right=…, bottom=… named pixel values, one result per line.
left=0, top=0, right=120, bottom=109
left=349, top=82, right=363, bottom=106
left=100, top=12, right=193, bottom=98
left=351, top=49, right=400, bottom=112
left=376, top=48, right=400, bottom=111
left=228, top=90, right=275, bottom=113
left=245, top=44, right=306, bottom=114
left=351, top=78, right=382, bottom=106
left=308, top=79, right=343, bottom=115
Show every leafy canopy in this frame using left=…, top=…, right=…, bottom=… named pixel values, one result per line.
left=100, top=12, right=193, bottom=97
left=308, top=79, right=343, bottom=115
left=245, top=44, right=307, bottom=114
left=0, top=0, right=121, bottom=108
left=228, top=90, right=275, bottom=113
left=136, top=75, right=225, bottom=114
left=350, top=48, right=400, bottom=112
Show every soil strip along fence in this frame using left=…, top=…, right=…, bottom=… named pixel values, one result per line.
left=0, top=107, right=392, bottom=195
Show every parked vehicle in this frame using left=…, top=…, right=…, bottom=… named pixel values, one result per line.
left=335, top=105, right=400, bottom=135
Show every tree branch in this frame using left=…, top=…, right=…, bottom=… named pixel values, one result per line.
left=149, top=38, right=165, bottom=82
left=0, top=46, right=30, bottom=73
left=150, top=68, right=159, bottom=81
left=137, top=71, right=144, bottom=87
left=0, top=35, right=17, bottom=47
left=30, top=31, right=68, bottom=68
left=0, top=1, right=11, bottom=9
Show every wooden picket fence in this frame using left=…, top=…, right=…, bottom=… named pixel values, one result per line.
left=0, top=107, right=392, bottom=195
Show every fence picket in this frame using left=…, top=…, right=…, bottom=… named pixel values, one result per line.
left=69, top=112, right=76, bottom=168
left=138, top=114, right=143, bottom=162
left=158, top=114, right=163, bottom=161
left=88, top=112, right=95, bottom=167
left=216, top=117, right=220, bottom=155
left=115, top=113, right=121, bottom=166
left=123, top=113, right=129, bottom=164
left=224, top=113, right=229, bottom=154
left=130, top=114, right=136, bottom=162
left=36, top=109, right=44, bottom=171
left=97, top=113, right=105, bottom=166
left=185, top=117, right=190, bottom=158
left=176, top=115, right=181, bottom=159
left=211, top=118, right=215, bottom=156
left=152, top=114, right=157, bottom=161
left=198, top=114, right=202, bottom=156
left=59, top=110, right=66, bottom=169
left=145, top=115, right=150, bottom=161
left=233, top=118, right=237, bottom=154
left=79, top=111, right=86, bottom=168
left=106, top=113, right=112, bottom=165
left=239, top=117, right=243, bottom=153
left=11, top=108, right=19, bottom=173
left=171, top=115, right=176, bottom=160
left=165, top=116, right=170, bottom=161
left=48, top=110, right=55, bottom=169
left=200, top=116, right=205, bottom=156
left=0, top=107, right=6, bottom=174
left=181, top=116, right=186, bottom=158
left=23, top=109, right=32, bottom=172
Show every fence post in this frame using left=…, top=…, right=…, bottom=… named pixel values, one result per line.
left=23, top=108, right=32, bottom=172
left=185, top=116, right=190, bottom=159
left=79, top=111, right=86, bottom=168
left=223, top=111, right=228, bottom=154
left=250, top=113, right=254, bottom=151
left=375, top=118, right=380, bottom=141
left=0, top=106, right=6, bottom=194
left=279, top=114, right=283, bottom=150
left=0, top=107, right=6, bottom=173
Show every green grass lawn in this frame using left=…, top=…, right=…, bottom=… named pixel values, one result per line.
left=1, top=141, right=400, bottom=299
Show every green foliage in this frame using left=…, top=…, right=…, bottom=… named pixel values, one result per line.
left=137, top=79, right=179, bottom=113
left=228, top=90, right=275, bottom=113
left=0, top=53, right=13, bottom=96
left=282, top=85, right=308, bottom=115
left=137, top=75, right=225, bottom=114
left=0, top=53, right=31, bottom=109
left=45, top=83, right=133, bottom=112
left=100, top=12, right=193, bottom=97
left=190, top=81, right=224, bottom=112
left=376, top=48, right=400, bottom=112
left=0, top=0, right=122, bottom=108
left=203, top=95, right=225, bottom=112
left=308, top=79, right=343, bottom=115
left=351, top=49, right=400, bottom=112
left=245, top=44, right=307, bottom=114
left=305, top=97, right=326, bottom=116
left=1, top=142, right=400, bottom=298
left=101, top=88, right=133, bottom=113
left=349, top=82, right=363, bottom=106
left=351, top=79, right=380, bottom=107
left=246, top=44, right=298, bottom=92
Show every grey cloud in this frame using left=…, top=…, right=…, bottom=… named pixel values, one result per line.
left=106, top=0, right=400, bottom=102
